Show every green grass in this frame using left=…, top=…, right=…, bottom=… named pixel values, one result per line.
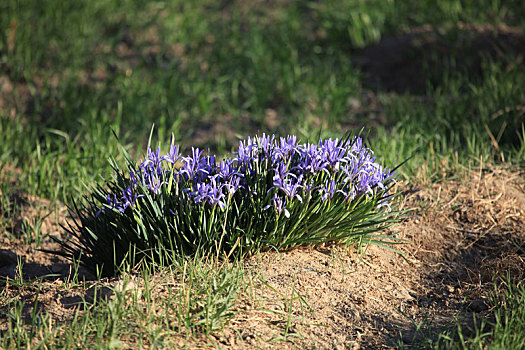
left=398, top=277, right=525, bottom=349
left=1, top=0, right=523, bottom=204
left=1, top=256, right=244, bottom=349
left=1, top=0, right=524, bottom=348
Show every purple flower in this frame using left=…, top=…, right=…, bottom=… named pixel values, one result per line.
left=197, top=155, right=216, bottom=181
left=302, top=180, right=316, bottom=200
left=275, top=135, right=299, bottom=162
left=264, top=195, right=290, bottom=218
left=341, top=155, right=360, bottom=181
left=96, top=194, right=124, bottom=216
left=193, top=177, right=226, bottom=209
left=356, top=171, right=374, bottom=196
left=381, top=167, right=395, bottom=183
left=258, top=133, right=276, bottom=157
left=320, top=138, right=347, bottom=170
left=224, top=176, right=243, bottom=196
left=146, top=168, right=168, bottom=194
left=272, top=173, right=303, bottom=203
left=351, top=137, right=363, bottom=154
left=345, top=186, right=357, bottom=202
left=180, top=147, right=204, bottom=181
left=162, top=136, right=181, bottom=164
left=96, top=133, right=395, bottom=217
left=141, top=146, right=163, bottom=169
left=217, top=159, right=231, bottom=178
left=121, top=186, right=144, bottom=210
left=135, top=158, right=168, bottom=194
left=274, top=162, right=289, bottom=179
left=237, top=137, right=257, bottom=163
left=377, top=197, right=392, bottom=212
left=129, top=171, right=139, bottom=186
left=321, top=178, right=349, bottom=202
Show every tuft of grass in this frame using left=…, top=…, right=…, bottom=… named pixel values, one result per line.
left=0, top=256, right=244, bottom=349
left=261, top=274, right=311, bottom=343
left=19, top=208, right=50, bottom=248
left=439, top=277, right=525, bottom=349
left=398, top=276, right=525, bottom=349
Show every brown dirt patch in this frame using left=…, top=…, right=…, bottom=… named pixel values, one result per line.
left=356, top=23, right=525, bottom=94
left=0, top=165, right=93, bottom=281
left=1, top=165, right=524, bottom=348
left=183, top=113, right=259, bottom=154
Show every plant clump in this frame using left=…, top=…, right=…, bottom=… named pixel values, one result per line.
left=53, top=134, right=400, bottom=276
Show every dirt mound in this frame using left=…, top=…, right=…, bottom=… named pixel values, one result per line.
left=1, top=165, right=523, bottom=348
left=212, top=166, right=524, bottom=349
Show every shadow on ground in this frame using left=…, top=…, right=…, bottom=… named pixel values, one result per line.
left=354, top=23, right=525, bottom=95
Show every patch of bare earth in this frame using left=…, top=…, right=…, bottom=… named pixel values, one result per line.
left=1, top=165, right=524, bottom=348
left=0, top=165, right=93, bottom=281
left=356, top=23, right=525, bottom=94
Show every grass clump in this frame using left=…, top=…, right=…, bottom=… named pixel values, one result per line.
left=50, top=133, right=401, bottom=276
left=0, top=257, right=242, bottom=349
left=402, top=277, right=525, bottom=350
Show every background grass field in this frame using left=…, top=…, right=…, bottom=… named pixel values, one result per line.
left=1, top=0, right=524, bottom=348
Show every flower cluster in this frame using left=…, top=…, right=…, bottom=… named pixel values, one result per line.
left=96, top=134, right=394, bottom=217
left=56, top=132, right=401, bottom=277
